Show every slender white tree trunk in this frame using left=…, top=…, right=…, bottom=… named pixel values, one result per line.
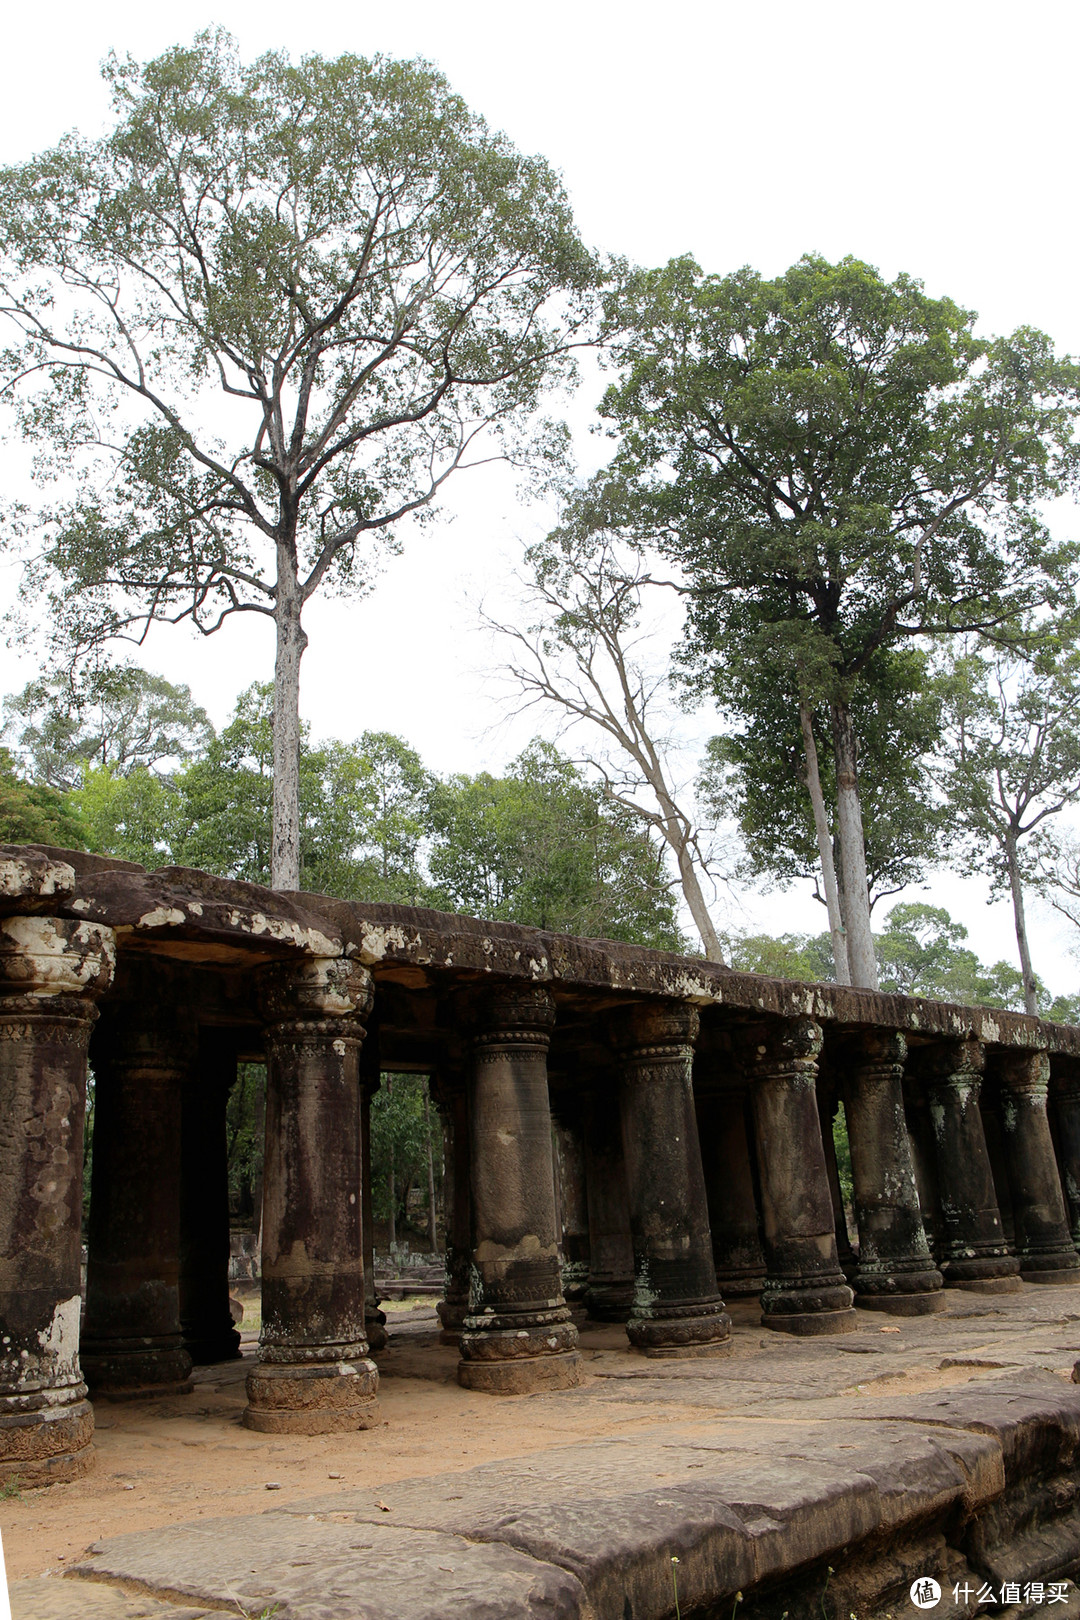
left=424, top=1092, right=439, bottom=1253
left=799, top=702, right=850, bottom=985
left=271, top=550, right=307, bottom=891
left=1004, top=827, right=1039, bottom=1016
left=672, top=838, right=724, bottom=963
left=829, top=701, right=878, bottom=990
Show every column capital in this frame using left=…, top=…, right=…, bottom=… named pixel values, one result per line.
left=914, top=1038, right=985, bottom=1089
left=842, top=1026, right=907, bottom=1076
left=996, top=1047, right=1051, bottom=1098
left=738, top=1016, right=823, bottom=1078
left=610, top=998, right=699, bottom=1056
left=0, top=915, right=115, bottom=1007
left=260, top=956, right=373, bottom=1029
left=469, top=983, right=556, bottom=1049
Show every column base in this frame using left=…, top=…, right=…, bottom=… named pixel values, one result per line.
left=458, top=1349, right=582, bottom=1393
left=761, top=1275, right=856, bottom=1335
left=715, top=1267, right=768, bottom=1298
left=763, top=1308, right=858, bottom=1336
left=82, top=1341, right=193, bottom=1400
left=1017, top=1247, right=1080, bottom=1284
left=940, top=1252, right=1021, bottom=1289
left=436, top=1297, right=468, bottom=1345
left=585, top=1283, right=634, bottom=1322
left=947, top=1275, right=1026, bottom=1294
left=626, top=1300, right=731, bottom=1356
left=0, top=1398, right=95, bottom=1487
left=244, top=1358, right=380, bottom=1434
left=856, top=1291, right=948, bottom=1315
left=1020, top=1267, right=1080, bottom=1285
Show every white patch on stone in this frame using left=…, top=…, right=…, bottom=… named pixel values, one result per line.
left=137, top=907, right=187, bottom=929
left=37, top=1293, right=82, bottom=1378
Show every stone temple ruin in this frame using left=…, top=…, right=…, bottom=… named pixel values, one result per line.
left=6, top=843, right=1080, bottom=1613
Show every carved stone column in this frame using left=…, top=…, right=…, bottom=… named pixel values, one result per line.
left=359, top=1057, right=387, bottom=1354
left=695, top=1082, right=767, bottom=1297
left=917, top=1040, right=1021, bottom=1292
left=434, top=1073, right=471, bottom=1345
left=1051, top=1066, right=1080, bottom=1251
left=996, top=1050, right=1080, bottom=1284
left=179, top=1037, right=243, bottom=1364
left=82, top=961, right=196, bottom=1396
left=743, top=1019, right=856, bottom=1334
left=458, top=986, right=580, bottom=1392
left=244, top=957, right=379, bottom=1433
left=0, top=896, right=115, bottom=1485
left=841, top=1030, right=945, bottom=1314
left=612, top=1001, right=730, bottom=1356
left=582, top=1083, right=635, bottom=1322
left=552, top=1108, right=590, bottom=1312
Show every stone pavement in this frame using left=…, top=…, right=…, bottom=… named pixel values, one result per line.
left=12, top=1288, right=1080, bottom=1620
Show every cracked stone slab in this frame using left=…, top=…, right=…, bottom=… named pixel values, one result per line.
left=69, top=1516, right=586, bottom=1620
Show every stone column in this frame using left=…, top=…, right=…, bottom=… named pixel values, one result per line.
left=244, top=957, right=379, bottom=1433
left=179, top=1037, right=242, bottom=1364
left=743, top=1019, right=856, bottom=1334
left=82, top=962, right=196, bottom=1396
left=841, top=1030, right=945, bottom=1314
left=435, top=1075, right=471, bottom=1345
left=582, top=1084, right=636, bottom=1322
left=918, top=1040, right=1021, bottom=1292
left=1051, top=1066, right=1080, bottom=1250
left=552, top=1109, right=590, bottom=1312
left=996, top=1050, right=1080, bottom=1284
left=458, top=985, right=581, bottom=1393
left=613, top=1001, right=730, bottom=1356
left=0, top=900, right=115, bottom=1485
left=695, top=1083, right=767, bottom=1297
left=360, top=1064, right=387, bottom=1354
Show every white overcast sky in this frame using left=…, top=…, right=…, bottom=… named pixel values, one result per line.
left=1, top=0, right=1079, bottom=983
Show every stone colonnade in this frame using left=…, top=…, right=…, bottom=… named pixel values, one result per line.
left=2, top=854, right=1080, bottom=1484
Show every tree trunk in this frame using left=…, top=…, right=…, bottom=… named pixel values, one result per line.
left=424, top=1093, right=439, bottom=1253
left=387, top=1141, right=396, bottom=1250
left=799, top=702, right=850, bottom=985
left=829, top=700, right=878, bottom=990
left=271, top=550, right=308, bottom=891
left=1004, top=826, right=1039, bottom=1016
left=673, top=838, right=725, bottom=963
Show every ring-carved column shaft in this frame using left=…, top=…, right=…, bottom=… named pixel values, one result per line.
left=359, top=1057, right=387, bottom=1355
left=244, top=958, right=379, bottom=1434
left=0, top=899, right=114, bottom=1485
left=842, top=1030, right=945, bottom=1314
left=582, top=1085, right=635, bottom=1322
left=458, top=986, right=581, bottom=1393
left=613, top=1002, right=731, bottom=1357
left=435, top=1075, right=471, bottom=1345
left=552, top=1111, right=590, bottom=1311
left=996, top=1051, right=1080, bottom=1284
left=83, top=962, right=197, bottom=1396
left=695, top=1083, right=767, bottom=1297
left=918, top=1041, right=1021, bottom=1293
left=1051, top=1068, right=1080, bottom=1252
left=180, top=1039, right=243, bottom=1363
left=744, top=1020, right=856, bottom=1334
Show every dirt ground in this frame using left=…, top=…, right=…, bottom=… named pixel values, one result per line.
left=6, top=1288, right=1080, bottom=1582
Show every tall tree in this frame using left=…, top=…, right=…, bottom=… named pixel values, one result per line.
left=0, top=31, right=599, bottom=888
left=591, top=253, right=1080, bottom=986
left=935, top=645, right=1080, bottom=1014
left=5, top=664, right=211, bottom=790
left=490, top=501, right=724, bottom=958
